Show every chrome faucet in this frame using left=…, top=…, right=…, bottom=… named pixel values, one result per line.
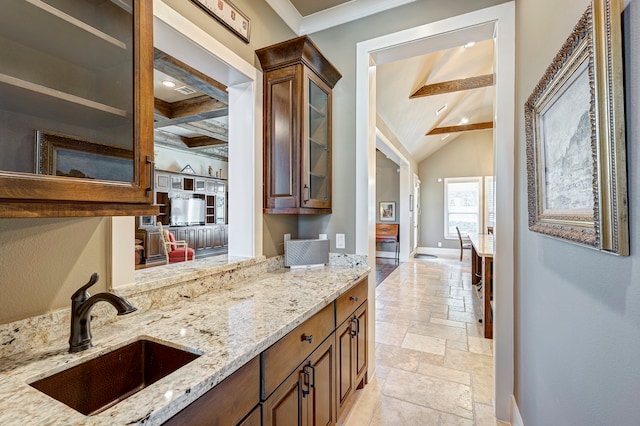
left=69, top=273, right=137, bottom=353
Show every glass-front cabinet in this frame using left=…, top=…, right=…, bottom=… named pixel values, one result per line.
left=257, top=36, right=341, bottom=214
left=304, top=70, right=331, bottom=209
left=0, top=0, right=155, bottom=217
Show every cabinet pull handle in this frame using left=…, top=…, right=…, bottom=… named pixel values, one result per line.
left=350, top=296, right=359, bottom=302
left=145, top=155, right=154, bottom=197
left=301, top=364, right=311, bottom=397
left=304, top=363, right=316, bottom=389
left=302, top=334, right=313, bottom=344
left=303, top=184, right=310, bottom=203
left=350, top=318, right=358, bottom=338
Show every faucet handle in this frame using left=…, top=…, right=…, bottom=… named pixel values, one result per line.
left=71, top=273, right=100, bottom=302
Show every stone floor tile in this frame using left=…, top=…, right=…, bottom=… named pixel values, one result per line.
left=430, top=316, right=467, bottom=329
left=440, top=412, right=474, bottom=426
left=375, top=343, right=422, bottom=373
left=468, top=336, right=493, bottom=356
left=401, top=332, right=446, bottom=356
left=444, top=348, right=493, bottom=376
left=369, top=395, right=441, bottom=426
left=408, top=321, right=468, bottom=343
left=416, top=362, right=471, bottom=385
left=382, top=368, right=473, bottom=419
left=375, top=321, right=408, bottom=347
left=472, top=373, right=495, bottom=405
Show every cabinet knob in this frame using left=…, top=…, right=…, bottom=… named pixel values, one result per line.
left=350, top=296, right=359, bottom=302
left=302, top=334, right=313, bottom=344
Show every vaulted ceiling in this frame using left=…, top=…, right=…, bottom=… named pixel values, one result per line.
left=269, top=0, right=495, bottom=163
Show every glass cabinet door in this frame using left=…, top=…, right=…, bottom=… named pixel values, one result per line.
left=303, top=71, right=331, bottom=209
left=0, top=0, right=154, bottom=215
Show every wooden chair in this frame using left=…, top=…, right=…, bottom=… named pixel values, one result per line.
left=456, top=226, right=472, bottom=262
left=157, top=222, right=195, bottom=263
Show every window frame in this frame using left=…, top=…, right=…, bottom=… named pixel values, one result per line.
left=444, top=176, right=483, bottom=240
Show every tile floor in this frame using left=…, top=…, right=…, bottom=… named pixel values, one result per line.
left=343, top=255, right=508, bottom=426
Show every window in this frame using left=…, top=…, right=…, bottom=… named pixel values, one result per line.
left=444, top=177, right=482, bottom=239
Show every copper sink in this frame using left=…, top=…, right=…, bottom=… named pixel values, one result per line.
left=30, top=339, right=200, bottom=416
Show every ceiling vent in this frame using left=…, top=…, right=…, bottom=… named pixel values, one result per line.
left=175, top=85, right=196, bottom=95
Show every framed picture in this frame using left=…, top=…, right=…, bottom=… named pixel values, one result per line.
left=190, top=0, right=251, bottom=43
left=36, top=131, right=134, bottom=182
left=524, top=0, right=628, bottom=255
left=379, top=201, right=396, bottom=222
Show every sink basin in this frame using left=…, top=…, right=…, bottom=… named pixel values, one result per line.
left=30, top=339, right=200, bottom=416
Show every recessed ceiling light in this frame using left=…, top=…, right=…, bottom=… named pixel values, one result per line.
left=460, top=117, right=469, bottom=124
left=435, top=104, right=448, bottom=115
left=464, top=41, right=476, bottom=49
left=161, top=80, right=176, bottom=88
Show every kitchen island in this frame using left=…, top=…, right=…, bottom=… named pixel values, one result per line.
left=0, top=257, right=369, bottom=425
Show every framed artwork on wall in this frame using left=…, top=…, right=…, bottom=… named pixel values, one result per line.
left=190, top=0, right=251, bottom=43
left=524, top=0, right=628, bottom=255
left=379, top=201, right=396, bottom=222
left=36, top=131, right=133, bottom=182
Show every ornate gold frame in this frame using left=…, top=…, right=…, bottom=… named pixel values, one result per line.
left=525, top=0, right=628, bottom=255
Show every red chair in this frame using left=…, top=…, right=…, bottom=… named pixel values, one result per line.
left=157, top=222, right=195, bottom=263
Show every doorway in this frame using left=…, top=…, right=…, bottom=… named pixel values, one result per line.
left=355, top=2, right=515, bottom=421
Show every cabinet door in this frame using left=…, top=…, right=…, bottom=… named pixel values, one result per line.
left=263, top=65, right=302, bottom=212
left=214, top=226, right=223, bottom=247
left=354, top=302, right=368, bottom=387
left=301, top=69, right=332, bottom=210
left=306, top=335, right=336, bottom=426
left=147, top=231, right=165, bottom=259
left=262, top=368, right=302, bottom=426
left=0, top=0, right=155, bottom=217
left=263, top=335, right=335, bottom=426
left=336, top=318, right=354, bottom=415
left=197, top=228, right=207, bottom=249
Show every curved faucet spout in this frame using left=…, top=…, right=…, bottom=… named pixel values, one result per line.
left=68, top=273, right=137, bottom=353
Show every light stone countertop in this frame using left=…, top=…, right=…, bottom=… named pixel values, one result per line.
left=0, top=263, right=369, bottom=425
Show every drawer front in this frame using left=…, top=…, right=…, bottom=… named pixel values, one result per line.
left=164, top=356, right=259, bottom=426
left=336, top=278, right=368, bottom=326
left=261, top=303, right=335, bottom=399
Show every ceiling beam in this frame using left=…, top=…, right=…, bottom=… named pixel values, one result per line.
left=154, top=130, right=228, bottom=160
left=154, top=48, right=229, bottom=103
left=178, top=121, right=228, bottom=142
left=410, top=74, right=495, bottom=98
left=426, top=121, right=493, bottom=135
left=182, top=135, right=227, bottom=148
left=154, top=106, right=229, bottom=128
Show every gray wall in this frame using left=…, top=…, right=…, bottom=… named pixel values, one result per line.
left=376, top=150, right=400, bottom=253
left=515, top=0, right=640, bottom=424
left=418, top=131, right=493, bottom=250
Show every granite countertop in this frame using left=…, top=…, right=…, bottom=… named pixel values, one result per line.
left=0, top=264, right=369, bottom=425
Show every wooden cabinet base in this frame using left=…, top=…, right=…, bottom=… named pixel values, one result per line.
left=165, top=357, right=259, bottom=426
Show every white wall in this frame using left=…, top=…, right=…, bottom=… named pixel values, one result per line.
left=154, top=145, right=228, bottom=180
left=376, top=150, right=400, bottom=255
left=515, top=0, right=640, bottom=423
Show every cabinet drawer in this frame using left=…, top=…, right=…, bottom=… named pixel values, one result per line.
left=261, top=303, right=334, bottom=399
left=336, top=278, right=368, bottom=326
left=164, top=356, right=259, bottom=426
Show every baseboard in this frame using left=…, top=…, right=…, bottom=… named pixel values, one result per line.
left=511, top=395, right=524, bottom=426
left=416, top=246, right=459, bottom=257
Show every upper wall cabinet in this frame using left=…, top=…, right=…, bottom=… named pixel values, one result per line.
left=0, top=0, right=155, bottom=217
left=257, top=36, right=341, bottom=214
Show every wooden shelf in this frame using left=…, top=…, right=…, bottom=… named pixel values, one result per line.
left=0, top=73, right=130, bottom=127
left=0, top=0, right=130, bottom=70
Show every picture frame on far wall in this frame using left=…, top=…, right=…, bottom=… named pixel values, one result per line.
left=379, top=201, right=396, bottom=222
left=190, top=0, right=251, bottom=43
left=524, top=0, right=628, bottom=255
left=36, top=131, right=134, bottom=182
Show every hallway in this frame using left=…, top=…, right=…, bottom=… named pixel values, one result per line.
left=344, top=256, right=506, bottom=425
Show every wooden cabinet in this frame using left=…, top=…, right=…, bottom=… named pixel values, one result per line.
left=135, top=229, right=165, bottom=267
left=335, top=280, right=368, bottom=418
left=256, top=36, right=341, bottom=215
left=0, top=0, right=156, bottom=218
left=262, top=335, right=336, bottom=426
left=165, top=356, right=260, bottom=426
